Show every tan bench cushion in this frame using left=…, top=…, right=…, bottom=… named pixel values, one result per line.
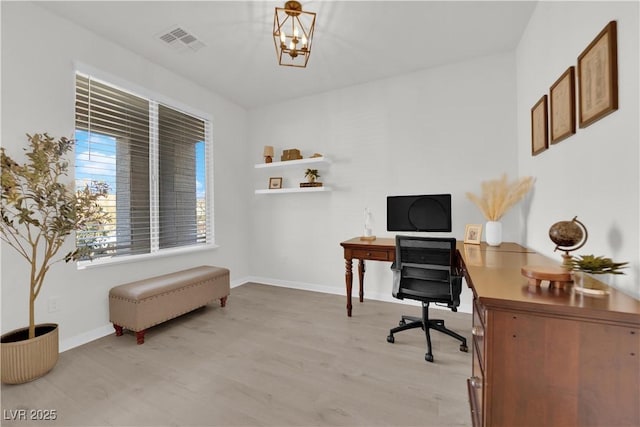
left=109, top=265, right=230, bottom=333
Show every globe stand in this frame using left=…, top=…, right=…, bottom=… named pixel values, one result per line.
left=549, top=216, right=588, bottom=271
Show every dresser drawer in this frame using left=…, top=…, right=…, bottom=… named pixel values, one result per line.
left=352, top=249, right=391, bottom=261
left=468, top=348, right=484, bottom=427
left=472, top=300, right=485, bottom=370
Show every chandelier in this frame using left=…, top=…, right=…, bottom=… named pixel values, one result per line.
left=273, top=1, right=316, bottom=68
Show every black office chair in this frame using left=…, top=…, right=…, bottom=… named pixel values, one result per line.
left=386, top=235, right=468, bottom=362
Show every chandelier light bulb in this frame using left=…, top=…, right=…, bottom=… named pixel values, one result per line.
left=280, top=31, right=286, bottom=43
left=302, top=35, right=307, bottom=48
left=294, top=26, right=299, bottom=37
left=289, top=40, right=295, bottom=50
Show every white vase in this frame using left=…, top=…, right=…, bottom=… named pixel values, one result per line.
left=485, top=221, right=502, bottom=246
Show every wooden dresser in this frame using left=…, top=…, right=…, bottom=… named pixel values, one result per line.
left=457, top=242, right=640, bottom=427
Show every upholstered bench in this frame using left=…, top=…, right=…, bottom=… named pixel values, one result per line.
left=109, top=265, right=230, bottom=344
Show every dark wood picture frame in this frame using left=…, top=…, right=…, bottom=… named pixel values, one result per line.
left=268, top=177, right=283, bottom=189
left=577, top=21, right=618, bottom=128
left=531, top=95, right=548, bottom=156
left=550, top=66, right=576, bottom=144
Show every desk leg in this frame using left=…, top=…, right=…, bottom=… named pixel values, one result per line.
left=345, top=258, right=353, bottom=317
left=358, top=259, right=365, bottom=302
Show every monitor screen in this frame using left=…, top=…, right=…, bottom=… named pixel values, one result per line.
left=386, top=194, right=452, bottom=232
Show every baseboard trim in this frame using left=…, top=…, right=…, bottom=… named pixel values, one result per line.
left=239, top=276, right=472, bottom=313
left=60, top=323, right=114, bottom=353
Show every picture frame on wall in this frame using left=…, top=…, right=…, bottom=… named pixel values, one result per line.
left=577, top=20, right=618, bottom=128
left=269, top=177, right=283, bottom=189
left=531, top=95, right=549, bottom=156
left=549, top=66, right=576, bottom=144
left=464, top=224, right=482, bottom=245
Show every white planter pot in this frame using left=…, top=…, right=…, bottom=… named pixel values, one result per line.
left=485, top=221, right=502, bottom=246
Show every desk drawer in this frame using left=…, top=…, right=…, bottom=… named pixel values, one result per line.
left=352, top=249, right=391, bottom=261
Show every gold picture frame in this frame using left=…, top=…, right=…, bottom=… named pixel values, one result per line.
left=550, top=66, right=576, bottom=144
left=578, top=21, right=618, bottom=128
left=269, top=177, right=283, bottom=189
left=531, top=95, right=549, bottom=156
left=464, top=224, right=482, bottom=245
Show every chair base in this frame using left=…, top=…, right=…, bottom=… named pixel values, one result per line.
left=387, top=304, right=468, bottom=363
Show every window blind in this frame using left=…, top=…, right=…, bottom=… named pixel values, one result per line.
left=74, top=73, right=210, bottom=262
left=158, top=104, right=206, bottom=249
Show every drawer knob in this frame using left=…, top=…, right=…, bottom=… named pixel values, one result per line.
left=472, top=326, right=484, bottom=337
left=470, top=376, right=482, bottom=389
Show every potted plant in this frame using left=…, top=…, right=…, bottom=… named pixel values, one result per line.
left=569, top=254, right=628, bottom=294
left=1, top=133, right=109, bottom=384
left=304, top=168, right=320, bottom=183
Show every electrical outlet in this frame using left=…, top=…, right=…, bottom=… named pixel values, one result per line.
left=48, top=297, right=60, bottom=313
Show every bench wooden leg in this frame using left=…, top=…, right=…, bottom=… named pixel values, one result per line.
left=113, top=324, right=123, bottom=336
left=136, top=330, right=146, bottom=345
left=220, top=296, right=228, bottom=307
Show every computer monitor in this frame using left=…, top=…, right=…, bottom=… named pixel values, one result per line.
left=386, top=194, right=452, bottom=232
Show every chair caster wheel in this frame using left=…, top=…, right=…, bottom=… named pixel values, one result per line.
left=425, top=353, right=434, bottom=362
left=399, top=319, right=406, bottom=326
left=387, top=335, right=395, bottom=344
left=460, top=344, right=468, bottom=352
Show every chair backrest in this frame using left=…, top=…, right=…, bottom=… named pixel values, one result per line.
left=392, top=235, right=461, bottom=308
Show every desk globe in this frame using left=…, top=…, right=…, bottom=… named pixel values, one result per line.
left=549, top=216, right=588, bottom=269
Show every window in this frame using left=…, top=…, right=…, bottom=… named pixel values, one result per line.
left=74, top=73, right=212, bottom=263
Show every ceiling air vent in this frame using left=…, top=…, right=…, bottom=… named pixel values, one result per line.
left=156, top=26, right=205, bottom=52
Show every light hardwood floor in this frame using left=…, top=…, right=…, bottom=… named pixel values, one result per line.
left=1, top=283, right=472, bottom=427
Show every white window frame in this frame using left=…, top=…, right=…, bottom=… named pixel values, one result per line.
left=74, top=63, right=216, bottom=269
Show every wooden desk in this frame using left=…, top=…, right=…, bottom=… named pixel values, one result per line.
left=341, top=237, right=640, bottom=425
left=339, top=237, right=529, bottom=317
left=340, top=237, right=395, bottom=317
left=458, top=243, right=640, bottom=427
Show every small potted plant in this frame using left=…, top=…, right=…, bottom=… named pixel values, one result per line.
left=569, top=254, right=628, bottom=294
left=1, top=133, right=109, bottom=384
left=304, top=168, right=320, bottom=183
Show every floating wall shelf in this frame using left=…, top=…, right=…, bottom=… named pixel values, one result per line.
left=255, top=186, right=332, bottom=195
left=254, top=156, right=332, bottom=195
left=254, top=156, right=330, bottom=169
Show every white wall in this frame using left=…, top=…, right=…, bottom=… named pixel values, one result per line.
left=0, top=2, right=251, bottom=348
left=517, top=1, right=640, bottom=298
left=248, top=53, right=519, bottom=313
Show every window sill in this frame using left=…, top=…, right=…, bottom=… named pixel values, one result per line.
left=76, top=243, right=220, bottom=270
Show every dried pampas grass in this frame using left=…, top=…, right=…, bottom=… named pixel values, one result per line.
left=466, top=174, right=535, bottom=221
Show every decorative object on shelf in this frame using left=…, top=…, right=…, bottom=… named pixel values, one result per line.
left=569, top=254, right=627, bottom=295
left=531, top=94, right=549, bottom=156
left=464, top=224, right=482, bottom=245
left=466, top=174, right=535, bottom=246
left=263, top=145, right=274, bottom=163
left=549, top=216, right=588, bottom=269
left=310, top=153, right=323, bottom=158
left=300, top=182, right=323, bottom=188
left=304, top=168, right=320, bottom=183
left=281, top=148, right=302, bottom=161
left=360, top=207, right=376, bottom=241
left=550, top=66, right=576, bottom=144
left=578, top=20, right=618, bottom=128
left=273, top=1, right=316, bottom=68
left=269, top=177, right=283, bottom=189
left=1, top=133, right=109, bottom=384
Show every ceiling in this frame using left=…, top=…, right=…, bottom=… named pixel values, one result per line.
left=37, top=1, right=537, bottom=109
